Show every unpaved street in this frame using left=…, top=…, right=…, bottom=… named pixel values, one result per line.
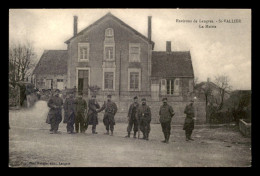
left=9, top=101, right=251, bottom=167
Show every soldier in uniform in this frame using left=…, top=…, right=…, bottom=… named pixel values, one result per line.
left=75, top=92, right=87, bottom=133
left=136, top=98, right=151, bottom=140
left=97, top=95, right=117, bottom=136
left=63, top=92, right=76, bottom=134
left=88, top=95, right=100, bottom=134
left=183, top=99, right=195, bottom=141
left=47, top=89, right=63, bottom=134
left=159, top=97, right=175, bottom=144
left=125, top=96, right=139, bottom=138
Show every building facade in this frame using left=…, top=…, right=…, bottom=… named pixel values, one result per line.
left=33, top=13, right=194, bottom=101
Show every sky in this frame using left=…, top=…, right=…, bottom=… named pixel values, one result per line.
left=9, top=9, right=251, bottom=90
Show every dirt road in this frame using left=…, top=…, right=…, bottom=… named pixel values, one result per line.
left=9, top=101, right=251, bottom=167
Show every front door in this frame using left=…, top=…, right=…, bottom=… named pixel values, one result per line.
left=46, top=79, right=53, bottom=89
left=78, top=70, right=89, bottom=95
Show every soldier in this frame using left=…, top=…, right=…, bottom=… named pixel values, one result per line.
left=125, top=96, right=139, bottom=138
left=183, top=99, right=195, bottom=141
left=159, top=97, right=175, bottom=144
left=47, top=89, right=63, bottom=134
left=63, top=92, right=76, bottom=134
left=136, top=98, right=151, bottom=140
left=88, top=95, right=100, bottom=134
left=75, top=92, right=87, bottom=133
left=97, top=95, right=117, bottom=136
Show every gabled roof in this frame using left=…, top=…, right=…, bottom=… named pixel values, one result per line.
left=33, top=50, right=68, bottom=75
left=151, top=51, right=194, bottom=78
left=64, top=12, right=155, bottom=48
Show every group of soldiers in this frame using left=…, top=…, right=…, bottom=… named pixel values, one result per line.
left=46, top=89, right=196, bottom=143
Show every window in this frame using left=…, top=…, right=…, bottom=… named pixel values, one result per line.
left=104, top=72, right=114, bottom=90
left=130, top=72, right=139, bottom=90
left=57, top=79, right=63, bottom=82
left=78, top=43, right=90, bottom=61
left=166, top=79, right=174, bottom=95
left=128, top=68, right=141, bottom=91
left=104, top=45, right=114, bottom=60
left=129, top=43, right=140, bottom=62
left=105, top=28, right=114, bottom=37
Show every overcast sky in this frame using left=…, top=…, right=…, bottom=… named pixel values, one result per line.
left=9, top=9, right=251, bottom=90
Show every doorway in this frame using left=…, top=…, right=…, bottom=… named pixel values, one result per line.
left=77, top=69, right=89, bottom=95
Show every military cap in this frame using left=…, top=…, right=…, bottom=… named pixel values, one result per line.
left=162, top=97, right=167, bottom=101
left=107, top=94, right=112, bottom=98
left=92, top=95, right=96, bottom=98
left=141, top=98, right=146, bottom=101
left=134, top=96, right=138, bottom=99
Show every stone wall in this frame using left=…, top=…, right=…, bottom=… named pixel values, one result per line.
left=94, top=100, right=206, bottom=125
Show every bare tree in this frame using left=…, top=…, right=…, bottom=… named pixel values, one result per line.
left=9, top=41, right=37, bottom=88
left=213, top=74, right=232, bottom=111
left=201, top=81, right=213, bottom=123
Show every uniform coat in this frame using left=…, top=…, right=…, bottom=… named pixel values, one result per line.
left=63, top=97, right=76, bottom=132
left=159, top=103, right=175, bottom=141
left=88, top=99, right=100, bottom=125
left=183, top=103, right=195, bottom=131
left=47, top=95, right=63, bottom=132
left=127, top=102, right=139, bottom=133
left=136, top=104, right=151, bottom=138
left=75, top=97, right=87, bottom=133
left=98, top=100, right=118, bottom=131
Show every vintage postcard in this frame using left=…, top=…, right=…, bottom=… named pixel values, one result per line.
left=9, top=8, right=251, bottom=167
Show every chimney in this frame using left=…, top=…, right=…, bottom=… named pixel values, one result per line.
left=73, top=16, right=78, bottom=37
left=166, top=41, right=171, bottom=52
left=148, top=16, right=152, bottom=41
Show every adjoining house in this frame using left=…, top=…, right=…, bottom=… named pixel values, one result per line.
left=33, top=50, right=68, bottom=91
left=32, top=12, right=194, bottom=101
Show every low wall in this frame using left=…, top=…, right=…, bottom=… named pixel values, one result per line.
left=96, top=100, right=206, bottom=125
left=239, top=119, right=251, bottom=137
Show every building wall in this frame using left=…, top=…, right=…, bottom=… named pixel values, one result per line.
left=35, top=74, right=67, bottom=90
left=152, top=77, right=194, bottom=101
left=67, top=16, right=152, bottom=98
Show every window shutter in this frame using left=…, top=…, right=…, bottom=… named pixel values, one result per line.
left=161, top=79, right=166, bottom=95
left=174, top=78, right=179, bottom=92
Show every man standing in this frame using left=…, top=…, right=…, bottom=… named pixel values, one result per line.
left=64, top=93, right=76, bottom=134
left=159, top=97, right=175, bottom=144
left=47, top=89, right=63, bottom=134
left=75, top=92, right=87, bottom=133
left=125, top=96, right=139, bottom=138
left=136, top=98, right=151, bottom=140
left=183, top=99, right=195, bottom=141
left=88, top=95, right=100, bottom=134
left=97, top=95, right=117, bottom=136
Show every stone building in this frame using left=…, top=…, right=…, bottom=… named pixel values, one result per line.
left=33, top=12, right=194, bottom=102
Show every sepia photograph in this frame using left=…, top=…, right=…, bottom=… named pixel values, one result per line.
left=9, top=8, right=251, bottom=167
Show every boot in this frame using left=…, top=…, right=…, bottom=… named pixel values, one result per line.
left=104, top=130, right=109, bottom=135
left=92, top=129, right=98, bottom=134
left=161, top=133, right=166, bottom=143
left=133, top=132, right=137, bottom=138
left=146, top=133, right=149, bottom=140
left=142, top=132, right=146, bottom=140
left=166, top=134, right=170, bottom=144
left=110, top=130, right=113, bottom=136
left=125, top=132, right=130, bottom=138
